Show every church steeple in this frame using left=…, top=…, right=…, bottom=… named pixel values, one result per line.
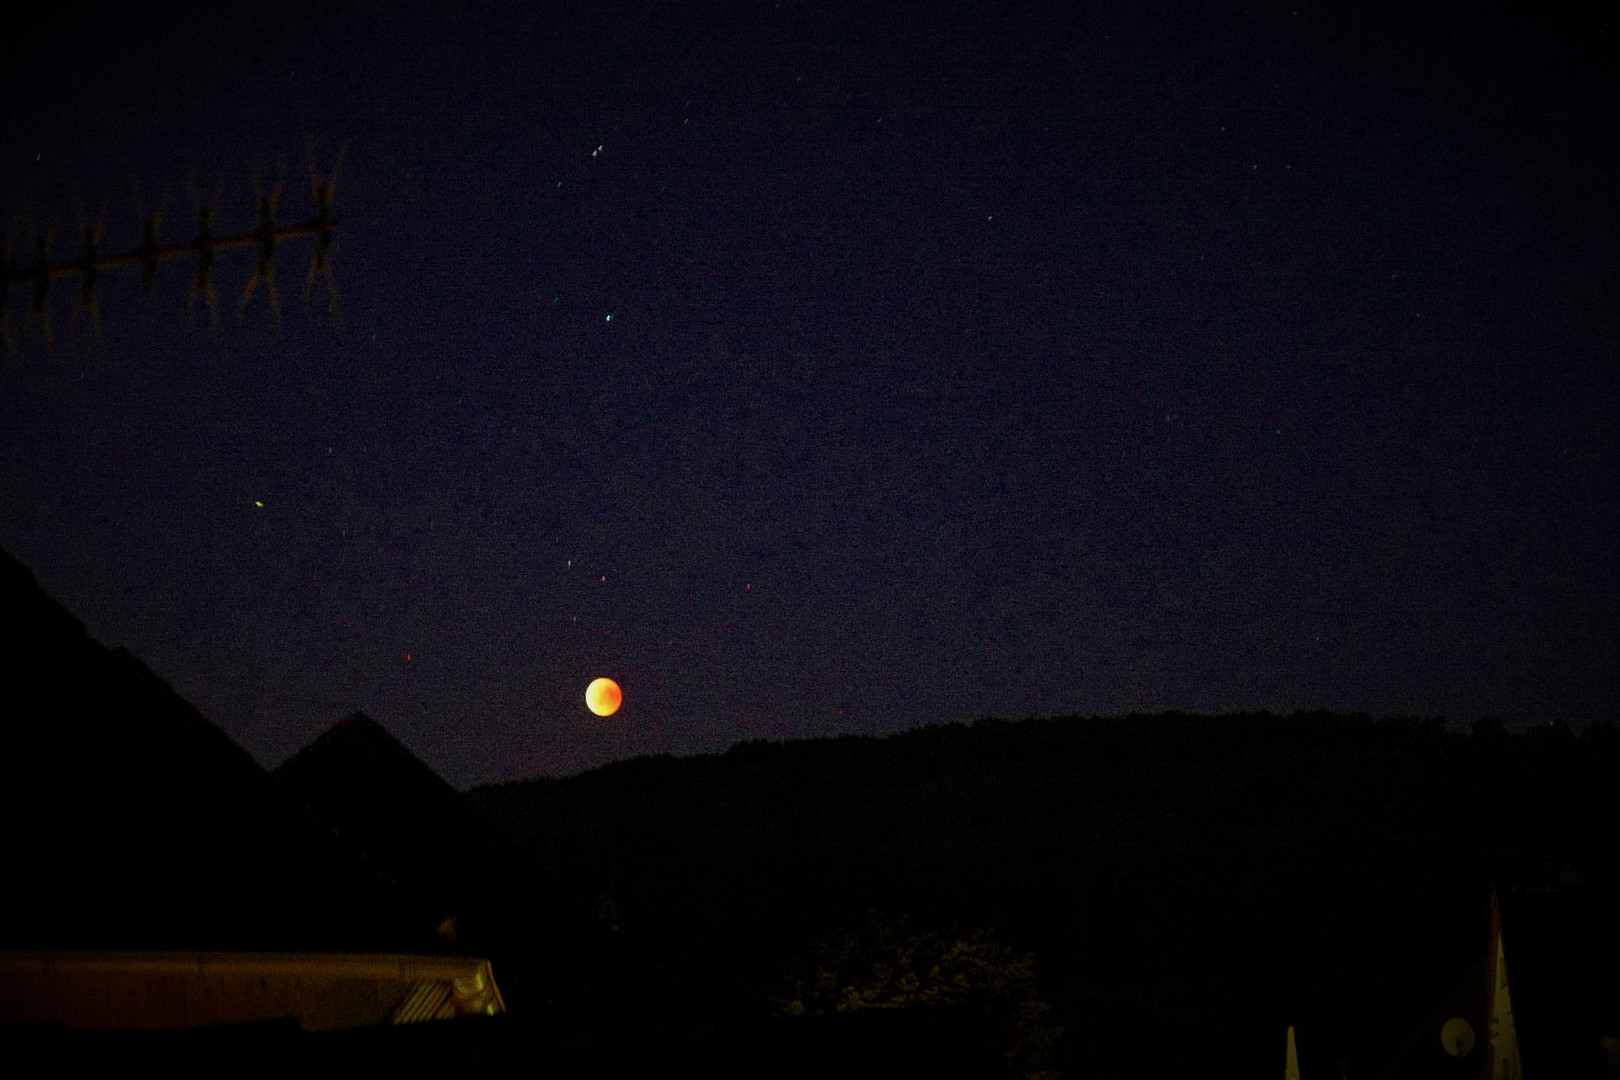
left=1481, top=888, right=1521, bottom=1080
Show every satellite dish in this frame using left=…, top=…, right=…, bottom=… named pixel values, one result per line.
left=1441, top=1017, right=1476, bottom=1058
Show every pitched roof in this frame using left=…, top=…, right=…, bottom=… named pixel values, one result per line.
left=0, top=950, right=504, bottom=1031
left=0, top=548, right=418, bottom=953
left=1292, top=881, right=1620, bottom=1079
left=1497, top=880, right=1620, bottom=1078
left=274, top=711, right=691, bottom=1022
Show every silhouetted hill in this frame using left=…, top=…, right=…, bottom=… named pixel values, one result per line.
left=471, top=711, right=1620, bottom=1078
left=275, top=713, right=485, bottom=918
left=274, top=712, right=693, bottom=1023
left=0, top=548, right=416, bottom=952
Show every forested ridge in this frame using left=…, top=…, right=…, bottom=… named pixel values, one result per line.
left=471, top=712, right=1620, bottom=1076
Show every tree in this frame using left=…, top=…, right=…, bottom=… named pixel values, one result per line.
left=779, top=912, right=1061, bottom=1079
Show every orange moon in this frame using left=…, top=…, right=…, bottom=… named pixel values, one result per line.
left=585, top=677, right=622, bottom=716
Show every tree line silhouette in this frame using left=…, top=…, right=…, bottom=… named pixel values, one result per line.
left=472, top=712, right=1620, bottom=1078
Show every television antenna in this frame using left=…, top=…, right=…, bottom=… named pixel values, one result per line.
left=1440, top=1016, right=1476, bottom=1057
left=3, top=142, right=342, bottom=352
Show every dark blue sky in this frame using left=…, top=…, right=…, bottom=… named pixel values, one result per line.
left=3, top=0, right=1615, bottom=786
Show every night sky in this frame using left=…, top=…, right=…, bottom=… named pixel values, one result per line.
left=2, top=1, right=1614, bottom=788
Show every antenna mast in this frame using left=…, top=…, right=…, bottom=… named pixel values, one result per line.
left=3, top=145, right=342, bottom=349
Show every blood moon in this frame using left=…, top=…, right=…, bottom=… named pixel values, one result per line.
left=585, top=677, right=623, bottom=717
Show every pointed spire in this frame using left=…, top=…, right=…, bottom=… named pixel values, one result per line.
left=1482, top=887, right=1522, bottom=1080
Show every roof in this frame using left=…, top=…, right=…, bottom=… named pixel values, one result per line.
left=274, top=711, right=690, bottom=1023
left=0, top=547, right=422, bottom=953
left=0, top=950, right=504, bottom=1032
left=1289, top=881, right=1620, bottom=1079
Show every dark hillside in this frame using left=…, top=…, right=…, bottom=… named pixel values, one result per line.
left=471, top=712, right=1620, bottom=1077
left=0, top=548, right=413, bottom=952
left=274, top=712, right=689, bottom=1023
